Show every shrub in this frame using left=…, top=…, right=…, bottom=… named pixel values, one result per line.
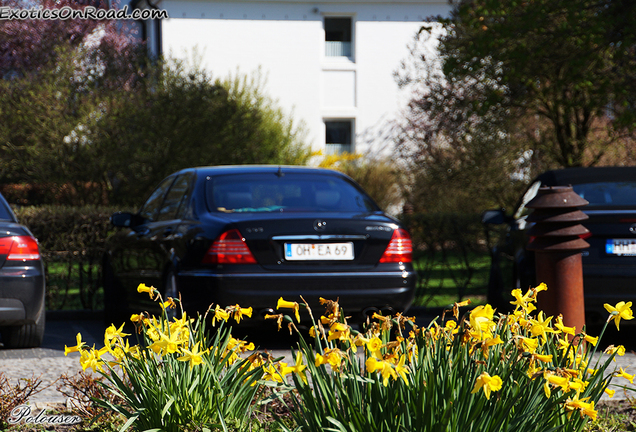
left=14, top=205, right=123, bottom=310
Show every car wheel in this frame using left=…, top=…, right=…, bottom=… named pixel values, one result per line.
left=1, top=304, right=45, bottom=348
left=103, top=256, right=128, bottom=327
left=163, top=269, right=180, bottom=320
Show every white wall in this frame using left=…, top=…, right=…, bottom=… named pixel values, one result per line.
left=155, top=0, right=450, bottom=153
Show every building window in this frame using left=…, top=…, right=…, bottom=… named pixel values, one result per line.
left=325, top=120, right=353, bottom=154
left=325, top=17, right=352, bottom=58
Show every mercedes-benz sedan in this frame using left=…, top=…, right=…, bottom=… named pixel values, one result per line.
left=103, top=166, right=416, bottom=325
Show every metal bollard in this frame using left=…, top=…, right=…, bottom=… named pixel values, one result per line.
left=526, top=186, right=589, bottom=332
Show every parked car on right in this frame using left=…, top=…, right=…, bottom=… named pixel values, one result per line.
left=482, top=166, right=636, bottom=322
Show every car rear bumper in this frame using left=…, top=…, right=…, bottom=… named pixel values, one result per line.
left=0, top=264, right=45, bottom=325
left=177, top=269, right=416, bottom=318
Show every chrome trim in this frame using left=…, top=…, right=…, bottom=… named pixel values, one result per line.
left=585, top=210, right=636, bottom=215
left=179, top=270, right=414, bottom=278
left=271, top=235, right=368, bottom=241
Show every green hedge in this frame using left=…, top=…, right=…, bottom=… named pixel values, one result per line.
left=10, top=206, right=492, bottom=310
left=14, top=205, right=126, bottom=310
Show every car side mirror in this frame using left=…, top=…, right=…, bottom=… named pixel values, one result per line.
left=110, top=212, right=145, bottom=228
left=481, top=209, right=509, bottom=225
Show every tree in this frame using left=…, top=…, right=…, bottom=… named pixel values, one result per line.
left=436, top=0, right=636, bottom=168
left=395, top=25, right=530, bottom=214
left=92, top=63, right=311, bottom=205
left=0, top=2, right=310, bottom=206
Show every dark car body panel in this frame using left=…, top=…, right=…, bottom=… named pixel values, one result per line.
left=104, top=166, right=416, bottom=323
left=484, top=167, right=636, bottom=321
left=0, top=202, right=46, bottom=328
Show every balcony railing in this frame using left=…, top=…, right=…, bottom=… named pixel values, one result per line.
left=325, top=143, right=352, bottom=155
left=325, top=41, right=352, bottom=57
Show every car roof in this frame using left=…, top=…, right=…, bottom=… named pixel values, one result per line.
left=536, top=166, right=636, bottom=186
left=181, top=165, right=347, bottom=177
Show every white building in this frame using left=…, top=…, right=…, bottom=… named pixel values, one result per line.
left=136, top=0, right=450, bottom=154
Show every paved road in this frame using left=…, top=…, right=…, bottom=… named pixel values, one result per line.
left=2, top=309, right=636, bottom=408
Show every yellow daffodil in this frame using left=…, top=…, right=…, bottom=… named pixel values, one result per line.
left=277, top=297, right=301, bottom=322
left=64, top=333, right=86, bottom=356
left=583, top=333, right=598, bottom=346
left=451, top=299, right=471, bottom=319
left=510, top=288, right=536, bottom=313
left=605, top=388, right=616, bottom=397
left=177, top=342, right=208, bottom=369
left=212, top=305, right=230, bottom=326
left=616, top=367, right=635, bottom=384
left=554, top=315, right=576, bottom=336
left=104, top=323, right=130, bottom=348
left=471, top=372, right=502, bottom=400
left=564, top=395, right=597, bottom=421
left=543, top=371, right=569, bottom=398
left=137, top=283, right=155, bottom=299
left=480, top=335, right=503, bottom=359
left=394, top=355, right=410, bottom=385
left=130, top=313, right=143, bottom=323
left=604, top=301, right=634, bottom=330
left=528, top=311, right=554, bottom=343
left=328, top=322, right=350, bottom=342
left=79, top=346, right=109, bottom=373
left=232, top=305, right=253, bottom=323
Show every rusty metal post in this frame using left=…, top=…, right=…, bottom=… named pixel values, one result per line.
left=526, top=186, right=589, bottom=332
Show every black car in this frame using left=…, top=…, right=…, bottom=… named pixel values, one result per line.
left=103, top=166, right=416, bottom=325
left=483, top=166, right=636, bottom=322
left=0, top=193, right=46, bottom=348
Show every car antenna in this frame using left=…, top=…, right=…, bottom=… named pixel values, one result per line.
left=276, top=166, right=284, bottom=178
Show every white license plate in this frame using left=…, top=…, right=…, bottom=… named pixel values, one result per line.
left=284, top=242, right=354, bottom=261
left=606, top=239, right=636, bottom=256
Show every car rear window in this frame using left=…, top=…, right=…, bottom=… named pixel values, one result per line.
left=573, top=182, right=636, bottom=207
left=206, top=173, right=379, bottom=213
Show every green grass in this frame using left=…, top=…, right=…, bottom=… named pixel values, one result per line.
left=411, top=250, right=491, bottom=308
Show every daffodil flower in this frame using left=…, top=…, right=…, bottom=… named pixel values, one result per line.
left=564, top=394, right=597, bottom=421
left=212, top=305, right=230, bottom=326
left=104, top=323, right=130, bottom=348
left=604, top=301, right=634, bottom=330
left=64, top=333, right=86, bottom=356
left=277, top=297, right=300, bottom=322
left=394, top=355, right=410, bottom=385
left=137, top=283, right=156, bottom=299
left=232, top=305, right=253, bottom=323
left=554, top=315, right=576, bottom=336
left=616, top=367, right=635, bottom=384
left=177, top=342, right=208, bottom=369
left=471, top=372, right=502, bottom=399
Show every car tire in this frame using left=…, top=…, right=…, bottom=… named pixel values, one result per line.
left=103, top=256, right=128, bottom=327
left=1, top=305, right=45, bottom=348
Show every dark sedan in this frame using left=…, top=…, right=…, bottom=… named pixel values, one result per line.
left=483, top=166, right=636, bottom=322
left=0, top=193, right=46, bottom=348
left=103, top=166, right=416, bottom=325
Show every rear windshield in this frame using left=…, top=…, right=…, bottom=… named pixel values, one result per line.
left=206, top=173, right=379, bottom=213
left=573, top=182, right=636, bottom=207
left=0, top=198, right=15, bottom=221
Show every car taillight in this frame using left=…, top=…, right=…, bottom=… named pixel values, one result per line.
left=379, top=229, right=413, bottom=263
left=0, top=236, right=40, bottom=261
left=202, top=229, right=257, bottom=264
